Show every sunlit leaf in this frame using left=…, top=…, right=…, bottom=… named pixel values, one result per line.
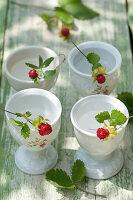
left=72, top=160, right=85, bottom=183
left=9, top=118, right=24, bottom=127
left=59, top=0, right=99, bottom=20
left=55, top=7, right=74, bottom=24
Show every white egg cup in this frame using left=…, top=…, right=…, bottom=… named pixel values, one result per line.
left=68, top=41, right=121, bottom=96
left=4, top=46, right=62, bottom=91
left=71, top=95, right=129, bottom=179
left=5, top=89, right=62, bottom=174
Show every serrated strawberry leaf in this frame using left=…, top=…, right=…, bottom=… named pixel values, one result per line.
left=95, top=111, right=110, bottom=123
left=58, top=0, right=99, bottom=20
left=55, top=7, right=74, bottom=25
left=72, top=160, right=85, bottom=184
left=87, top=53, right=100, bottom=64
left=21, top=123, right=30, bottom=139
left=44, top=70, right=56, bottom=80
left=92, top=63, right=102, bottom=71
left=117, top=92, right=133, bottom=123
left=25, top=63, right=38, bottom=69
left=109, top=109, right=127, bottom=126
left=43, top=57, right=54, bottom=68
left=9, top=118, right=24, bottom=127
left=46, top=169, right=75, bottom=188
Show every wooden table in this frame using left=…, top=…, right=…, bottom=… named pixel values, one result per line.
left=0, top=0, right=133, bottom=199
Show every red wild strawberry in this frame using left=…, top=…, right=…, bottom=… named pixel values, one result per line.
left=96, top=74, right=106, bottom=84
left=39, top=123, right=52, bottom=136
left=97, top=128, right=109, bottom=140
left=61, top=28, right=70, bottom=37
left=29, top=69, right=38, bottom=79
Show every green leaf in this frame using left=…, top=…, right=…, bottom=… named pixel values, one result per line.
left=9, top=118, right=24, bottom=127
left=72, top=160, right=85, bottom=183
left=39, top=56, right=43, bottom=68
left=59, top=0, right=99, bottom=20
left=58, top=0, right=72, bottom=6
left=43, top=57, right=54, bottom=68
left=25, top=111, right=32, bottom=117
left=46, top=169, right=75, bottom=188
left=21, top=124, right=30, bottom=139
left=16, top=113, right=23, bottom=117
left=38, top=115, right=44, bottom=121
left=25, top=63, right=38, bottom=69
left=44, top=70, right=56, bottom=80
left=95, top=111, right=110, bottom=123
left=117, top=92, right=133, bottom=122
left=33, top=77, right=38, bottom=84
left=87, top=53, right=100, bottom=64
left=40, top=13, right=53, bottom=29
left=92, top=63, right=102, bottom=71
left=109, top=109, right=127, bottom=126
left=55, top=7, right=74, bottom=24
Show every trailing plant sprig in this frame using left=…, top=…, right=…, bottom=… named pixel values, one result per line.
left=72, top=41, right=107, bottom=84
left=95, top=109, right=131, bottom=140
left=10, top=0, right=99, bottom=40
left=26, top=54, right=65, bottom=83
left=40, top=0, right=99, bottom=39
left=46, top=160, right=106, bottom=198
left=26, top=56, right=56, bottom=83
left=0, top=107, right=52, bottom=138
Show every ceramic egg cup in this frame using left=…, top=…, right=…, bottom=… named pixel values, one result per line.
left=4, top=46, right=61, bottom=91
left=71, top=95, right=129, bottom=179
left=5, top=88, right=62, bottom=174
left=68, top=41, right=122, bottom=96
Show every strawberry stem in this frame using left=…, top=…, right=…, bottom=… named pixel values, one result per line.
left=128, top=116, right=133, bottom=119
left=0, top=107, right=32, bottom=124
left=72, top=41, right=87, bottom=59
left=0, top=107, right=16, bottom=116
left=22, top=114, right=33, bottom=124
left=76, top=185, right=106, bottom=198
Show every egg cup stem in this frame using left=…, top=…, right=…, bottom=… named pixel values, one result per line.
left=74, top=147, right=124, bottom=179
left=15, top=145, right=58, bottom=174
